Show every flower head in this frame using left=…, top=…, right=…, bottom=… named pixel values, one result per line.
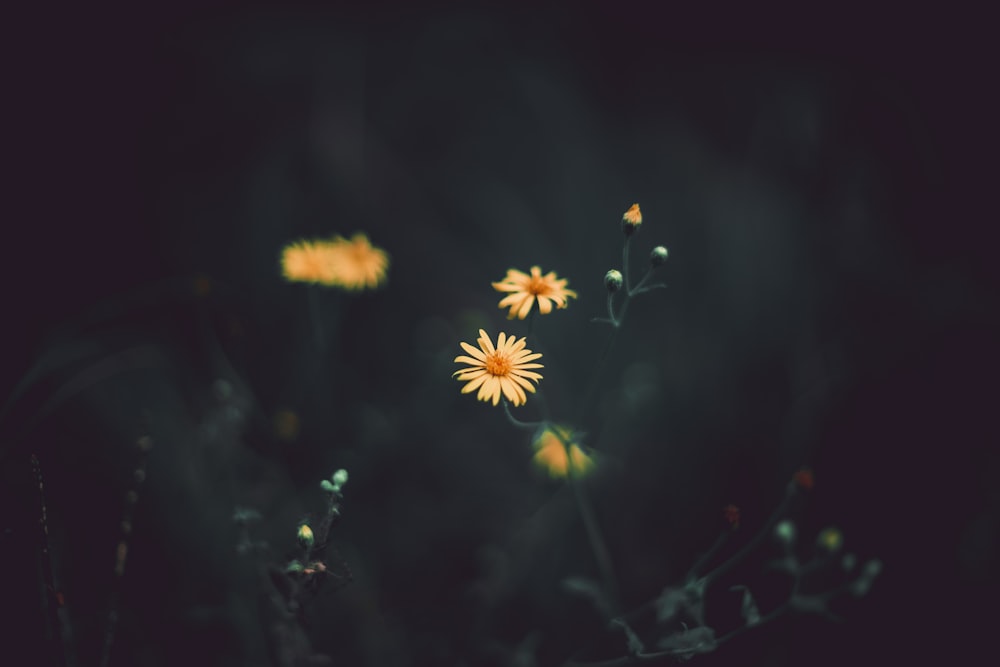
left=453, top=329, right=543, bottom=406
left=492, top=266, right=578, bottom=320
left=533, top=425, right=594, bottom=479
left=604, top=269, right=623, bottom=292
left=650, top=246, right=669, bottom=267
left=280, top=233, right=389, bottom=290
left=281, top=239, right=341, bottom=286
left=325, top=233, right=389, bottom=290
left=297, top=524, right=314, bottom=549
left=622, top=203, right=642, bottom=235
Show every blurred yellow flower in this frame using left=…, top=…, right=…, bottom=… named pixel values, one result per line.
left=492, top=266, right=578, bottom=320
left=325, top=232, right=390, bottom=291
left=281, top=239, right=341, bottom=286
left=280, top=233, right=388, bottom=290
left=453, top=329, right=543, bottom=406
left=533, top=425, right=594, bottom=479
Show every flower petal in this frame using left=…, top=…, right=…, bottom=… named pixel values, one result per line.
left=460, top=374, right=489, bottom=393
left=477, top=329, right=495, bottom=354
left=516, top=295, right=535, bottom=320
left=459, top=342, right=487, bottom=361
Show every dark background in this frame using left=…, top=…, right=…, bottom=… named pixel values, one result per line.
left=4, top=2, right=998, bottom=666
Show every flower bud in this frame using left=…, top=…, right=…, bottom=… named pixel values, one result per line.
left=332, top=469, right=349, bottom=488
left=622, top=203, right=642, bottom=236
left=863, top=559, right=883, bottom=578
left=841, top=553, right=857, bottom=572
left=774, top=519, right=796, bottom=546
left=297, top=524, right=314, bottom=549
left=604, top=270, right=623, bottom=292
left=816, top=527, right=843, bottom=552
left=792, top=467, right=815, bottom=490
left=649, top=246, right=668, bottom=266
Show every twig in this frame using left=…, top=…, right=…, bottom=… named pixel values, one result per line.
left=98, top=433, right=153, bottom=667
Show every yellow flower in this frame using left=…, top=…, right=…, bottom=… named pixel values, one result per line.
left=533, top=425, right=594, bottom=479
left=325, top=232, right=390, bottom=291
left=281, top=239, right=341, bottom=286
left=453, top=329, right=543, bottom=406
left=492, top=266, right=578, bottom=320
left=280, top=233, right=389, bottom=290
left=622, top=203, right=642, bottom=227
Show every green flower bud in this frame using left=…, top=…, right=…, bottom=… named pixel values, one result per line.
left=332, top=469, right=349, bottom=488
left=863, top=559, right=883, bottom=578
left=841, top=553, right=857, bottom=572
left=297, top=524, right=314, bottom=549
left=774, top=519, right=796, bottom=546
left=604, top=270, right=623, bottom=293
left=650, top=246, right=669, bottom=267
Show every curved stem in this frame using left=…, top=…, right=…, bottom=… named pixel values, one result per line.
left=502, top=399, right=543, bottom=431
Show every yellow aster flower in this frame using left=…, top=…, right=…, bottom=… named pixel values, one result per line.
left=281, top=239, right=341, bottom=286
left=491, top=266, right=578, bottom=320
left=325, top=232, right=390, bottom=291
left=453, top=329, right=543, bottom=406
left=533, top=425, right=595, bottom=479
left=279, top=233, right=389, bottom=290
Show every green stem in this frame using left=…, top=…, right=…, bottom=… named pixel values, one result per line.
left=622, top=237, right=632, bottom=294
left=702, top=483, right=796, bottom=587
left=554, top=429, right=619, bottom=617
left=502, top=399, right=543, bottom=431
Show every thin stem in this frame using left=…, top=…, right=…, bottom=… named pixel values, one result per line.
left=522, top=308, right=555, bottom=423
left=702, top=483, right=796, bottom=587
left=526, top=306, right=537, bottom=337
left=628, top=267, right=655, bottom=296
left=686, top=530, right=731, bottom=581
left=502, top=399, right=543, bottom=431
left=32, top=454, right=69, bottom=667
left=99, top=434, right=153, bottom=667
left=555, top=429, right=619, bottom=617
left=573, top=326, right=620, bottom=426
left=569, top=473, right=620, bottom=617
left=622, top=237, right=632, bottom=294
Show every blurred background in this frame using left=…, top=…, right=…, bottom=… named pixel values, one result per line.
left=4, top=2, right=998, bottom=666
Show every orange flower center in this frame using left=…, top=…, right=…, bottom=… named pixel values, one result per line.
left=528, top=276, right=552, bottom=296
left=484, top=351, right=512, bottom=376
